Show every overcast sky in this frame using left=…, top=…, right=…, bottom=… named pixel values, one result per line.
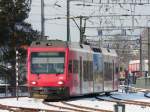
left=26, top=0, right=150, bottom=42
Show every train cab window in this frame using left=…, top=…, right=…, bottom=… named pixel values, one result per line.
left=31, top=52, right=65, bottom=74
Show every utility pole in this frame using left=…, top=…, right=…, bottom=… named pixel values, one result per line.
left=41, top=0, right=45, bottom=40
left=67, top=0, right=70, bottom=42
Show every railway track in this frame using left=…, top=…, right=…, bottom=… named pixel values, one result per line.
left=95, top=94, right=150, bottom=107
left=144, top=91, right=150, bottom=98
left=43, top=101, right=113, bottom=112
left=0, top=97, right=60, bottom=112
left=0, top=103, right=57, bottom=112
left=1, top=91, right=150, bottom=112
left=0, top=97, right=113, bottom=112
left=0, top=96, right=27, bottom=99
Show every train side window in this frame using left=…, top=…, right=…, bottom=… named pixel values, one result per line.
left=88, top=61, right=93, bottom=81
left=83, top=61, right=88, bottom=81
left=105, top=62, right=113, bottom=81
left=73, top=60, right=78, bottom=73
left=104, top=62, right=109, bottom=80
left=90, top=61, right=93, bottom=80
left=116, top=67, right=119, bottom=74
left=109, top=63, right=113, bottom=78
left=68, top=60, right=72, bottom=73
left=115, top=64, right=119, bottom=74
left=86, top=61, right=88, bottom=81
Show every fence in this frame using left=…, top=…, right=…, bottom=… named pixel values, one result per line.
left=134, top=77, right=150, bottom=89
left=0, top=85, right=28, bottom=97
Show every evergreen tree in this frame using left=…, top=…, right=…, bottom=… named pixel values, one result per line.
left=0, top=0, right=39, bottom=94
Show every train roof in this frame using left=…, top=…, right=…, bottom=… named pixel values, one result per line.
left=68, top=42, right=92, bottom=52
left=30, top=40, right=117, bottom=56
left=90, top=45, right=117, bottom=57
left=101, top=48, right=117, bottom=57
left=30, top=40, right=91, bottom=49
left=30, top=40, right=68, bottom=47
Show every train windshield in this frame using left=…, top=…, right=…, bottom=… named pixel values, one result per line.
left=31, top=52, right=65, bottom=74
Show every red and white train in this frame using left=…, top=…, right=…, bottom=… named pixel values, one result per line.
left=128, top=60, right=148, bottom=78
left=27, top=40, right=118, bottom=99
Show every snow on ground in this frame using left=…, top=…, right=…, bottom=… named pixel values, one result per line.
left=66, top=94, right=150, bottom=112
left=0, top=92, right=150, bottom=112
left=0, top=97, right=61, bottom=111
left=66, top=98, right=115, bottom=111
left=111, top=92, right=150, bottom=102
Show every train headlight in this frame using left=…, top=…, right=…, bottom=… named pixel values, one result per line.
left=57, top=81, right=64, bottom=85
left=31, top=81, right=37, bottom=85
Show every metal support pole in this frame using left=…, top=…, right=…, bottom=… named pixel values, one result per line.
left=67, top=0, right=70, bottom=42
left=80, top=16, right=83, bottom=44
left=5, top=76, right=7, bottom=97
left=16, top=50, right=19, bottom=100
left=140, top=35, right=143, bottom=76
left=41, top=0, right=45, bottom=40
left=148, top=28, right=150, bottom=77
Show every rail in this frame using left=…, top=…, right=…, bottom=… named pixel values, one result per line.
left=144, top=91, right=150, bottom=98
left=95, top=94, right=150, bottom=107
left=0, top=103, right=57, bottom=112
left=43, top=101, right=113, bottom=112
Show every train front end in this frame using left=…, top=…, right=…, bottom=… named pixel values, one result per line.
left=27, top=41, right=69, bottom=99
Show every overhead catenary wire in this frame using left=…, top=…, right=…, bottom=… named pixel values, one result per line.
left=72, top=0, right=150, bottom=5
left=29, top=0, right=149, bottom=36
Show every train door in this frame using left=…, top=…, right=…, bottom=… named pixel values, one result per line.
left=93, top=53, right=103, bottom=93
left=104, top=61, right=113, bottom=91
left=79, top=56, right=82, bottom=94
left=114, top=61, right=119, bottom=90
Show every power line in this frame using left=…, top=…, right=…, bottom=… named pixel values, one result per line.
left=74, top=14, right=150, bottom=18
left=76, top=0, right=150, bottom=5
left=41, top=0, right=45, bottom=39
left=85, top=26, right=146, bottom=29
left=86, top=35, right=140, bottom=37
